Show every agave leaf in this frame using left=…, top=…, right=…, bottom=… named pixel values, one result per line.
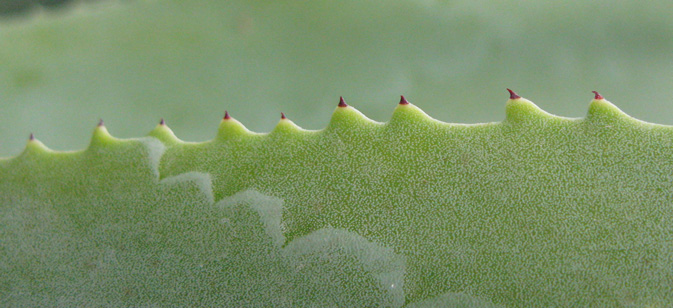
left=0, top=129, right=405, bottom=306
left=2, top=0, right=673, bottom=306
left=152, top=94, right=673, bottom=306
left=2, top=93, right=671, bottom=306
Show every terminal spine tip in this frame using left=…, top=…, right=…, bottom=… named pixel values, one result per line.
left=592, top=91, right=604, bottom=100
left=507, top=88, right=521, bottom=99
left=338, top=96, right=348, bottom=108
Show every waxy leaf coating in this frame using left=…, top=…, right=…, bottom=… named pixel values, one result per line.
left=2, top=94, right=672, bottom=307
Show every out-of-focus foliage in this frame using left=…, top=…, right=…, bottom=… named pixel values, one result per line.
left=2, top=0, right=673, bottom=156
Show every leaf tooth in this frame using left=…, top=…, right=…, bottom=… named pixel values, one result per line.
left=89, top=119, right=117, bottom=147
left=216, top=111, right=256, bottom=141
left=20, top=133, right=50, bottom=156
left=327, top=97, right=382, bottom=132
left=388, top=97, right=439, bottom=126
left=586, top=94, right=633, bottom=123
left=504, top=90, right=556, bottom=123
left=270, top=114, right=306, bottom=135
left=148, top=118, right=181, bottom=145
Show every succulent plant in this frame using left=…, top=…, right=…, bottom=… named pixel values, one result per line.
left=2, top=90, right=671, bottom=306
left=2, top=0, right=673, bottom=307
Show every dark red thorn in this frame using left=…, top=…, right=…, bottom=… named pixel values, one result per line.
left=98, top=119, right=104, bottom=127
left=507, top=88, right=521, bottom=99
left=338, top=96, right=348, bottom=108
left=223, top=111, right=231, bottom=120
left=159, top=118, right=165, bottom=125
left=29, top=133, right=34, bottom=141
left=280, top=112, right=286, bottom=119
left=399, top=95, right=410, bottom=105
left=592, top=91, right=604, bottom=100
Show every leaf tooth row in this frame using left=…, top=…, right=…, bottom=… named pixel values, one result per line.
left=4, top=90, right=656, bottom=160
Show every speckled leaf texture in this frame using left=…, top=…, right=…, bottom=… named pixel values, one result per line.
left=2, top=93, right=671, bottom=307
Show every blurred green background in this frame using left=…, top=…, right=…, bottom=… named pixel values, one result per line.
left=2, top=0, right=673, bottom=156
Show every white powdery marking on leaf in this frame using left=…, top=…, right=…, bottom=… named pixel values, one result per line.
left=283, top=227, right=406, bottom=307
left=139, top=137, right=167, bottom=179
left=218, top=189, right=285, bottom=247
left=160, top=171, right=214, bottom=204
left=213, top=189, right=408, bottom=307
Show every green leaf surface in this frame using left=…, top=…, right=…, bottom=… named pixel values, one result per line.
left=0, top=131, right=406, bottom=306
left=3, top=0, right=673, bottom=306
left=2, top=94, right=672, bottom=306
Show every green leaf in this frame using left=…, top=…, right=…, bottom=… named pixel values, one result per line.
left=2, top=94, right=672, bottom=306
left=2, top=0, right=673, bottom=306
left=0, top=132, right=405, bottom=306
